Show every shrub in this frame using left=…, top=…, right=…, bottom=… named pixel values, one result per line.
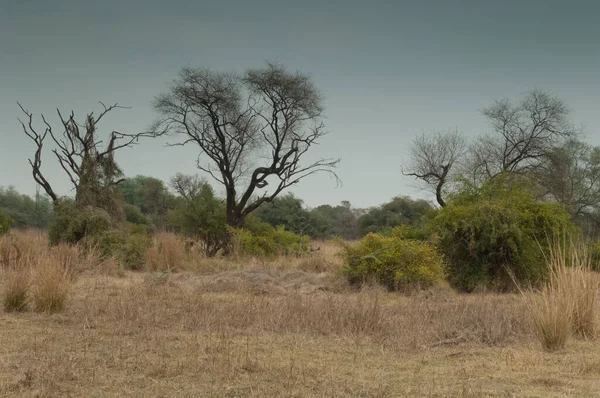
left=167, top=179, right=228, bottom=257
left=49, top=200, right=113, bottom=245
left=230, top=217, right=311, bottom=257
left=341, top=229, right=446, bottom=291
left=87, top=224, right=152, bottom=270
left=0, top=210, right=13, bottom=236
left=379, top=224, right=432, bottom=242
left=431, top=175, right=575, bottom=292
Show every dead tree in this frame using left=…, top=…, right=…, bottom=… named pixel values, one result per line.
left=403, top=130, right=467, bottom=207
left=18, top=102, right=150, bottom=214
left=153, top=62, right=340, bottom=228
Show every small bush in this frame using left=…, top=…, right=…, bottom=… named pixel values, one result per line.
left=3, top=269, right=29, bottom=312
left=230, top=218, right=311, bottom=257
left=0, top=210, right=13, bottom=236
left=49, top=200, right=113, bottom=245
left=88, top=224, right=152, bottom=270
left=341, top=229, right=446, bottom=291
left=432, top=175, right=575, bottom=292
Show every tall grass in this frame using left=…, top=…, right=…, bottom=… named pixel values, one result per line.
left=31, top=255, right=74, bottom=313
left=1, top=232, right=81, bottom=314
left=3, top=268, right=29, bottom=312
left=521, top=236, right=600, bottom=351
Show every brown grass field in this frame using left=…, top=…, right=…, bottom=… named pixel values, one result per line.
left=1, top=230, right=600, bottom=397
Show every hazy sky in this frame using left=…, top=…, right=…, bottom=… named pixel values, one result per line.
left=1, top=0, right=599, bottom=208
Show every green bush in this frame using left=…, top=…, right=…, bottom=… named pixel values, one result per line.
left=167, top=179, right=228, bottom=257
left=123, top=203, right=152, bottom=226
left=87, top=224, right=152, bottom=270
left=341, top=229, right=446, bottom=290
left=0, top=209, right=13, bottom=236
left=230, top=217, right=311, bottom=257
left=431, top=175, right=576, bottom=292
left=379, top=224, right=432, bottom=242
left=49, top=200, right=113, bottom=245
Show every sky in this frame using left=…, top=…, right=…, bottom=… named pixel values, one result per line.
left=1, top=0, right=599, bottom=209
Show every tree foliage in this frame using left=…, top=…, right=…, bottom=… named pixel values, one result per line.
left=358, top=196, right=433, bottom=236
left=167, top=174, right=228, bottom=257
left=0, top=186, right=52, bottom=229
left=253, top=193, right=311, bottom=234
left=117, top=175, right=174, bottom=228
left=0, top=209, right=13, bottom=236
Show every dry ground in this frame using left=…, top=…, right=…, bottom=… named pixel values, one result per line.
left=1, top=231, right=600, bottom=397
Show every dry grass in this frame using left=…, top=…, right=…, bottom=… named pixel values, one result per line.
left=0, top=231, right=80, bottom=314
left=3, top=268, right=29, bottom=312
left=520, top=236, right=600, bottom=351
left=30, top=256, right=73, bottom=313
left=1, top=230, right=600, bottom=396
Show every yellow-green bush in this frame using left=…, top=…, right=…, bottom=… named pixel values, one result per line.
left=86, top=224, right=152, bottom=270
left=230, top=217, right=310, bottom=257
left=341, top=230, right=446, bottom=290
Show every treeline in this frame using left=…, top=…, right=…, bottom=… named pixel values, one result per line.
left=0, top=177, right=434, bottom=241
left=5, top=61, right=600, bottom=292
left=0, top=187, right=53, bottom=229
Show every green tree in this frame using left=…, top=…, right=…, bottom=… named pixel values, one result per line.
left=358, top=196, right=433, bottom=236
left=0, top=186, right=52, bottom=229
left=168, top=174, right=228, bottom=257
left=253, top=193, right=312, bottom=235
left=117, top=175, right=174, bottom=228
left=0, top=209, right=13, bottom=235
left=308, top=201, right=358, bottom=239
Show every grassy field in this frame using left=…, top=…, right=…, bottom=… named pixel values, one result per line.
left=1, top=231, right=600, bottom=397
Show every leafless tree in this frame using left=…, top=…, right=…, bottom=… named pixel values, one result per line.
left=403, top=130, right=467, bottom=207
left=536, top=139, right=600, bottom=221
left=469, top=89, right=577, bottom=183
left=152, top=62, right=340, bottom=227
left=18, top=102, right=150, bottom=214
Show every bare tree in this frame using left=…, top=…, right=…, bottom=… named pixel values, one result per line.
left=536, top=139, right=600, bottom=221
left=403, top=130, right=467, bottom=207
left=470, top=89, right=577, bottom=183
left=153, top=62, right=339, bottom=228
left=18, top=102, right=149, bottom=215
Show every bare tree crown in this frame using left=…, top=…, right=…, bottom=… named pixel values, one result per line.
left=471, top=89, right=577, bottom=181
left=403, top=130, right=467, bottom=207
left=153, top=62, right=339, bottom=226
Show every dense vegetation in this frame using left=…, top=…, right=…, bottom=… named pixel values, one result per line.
left=6, top=72, right=600, bottom=292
